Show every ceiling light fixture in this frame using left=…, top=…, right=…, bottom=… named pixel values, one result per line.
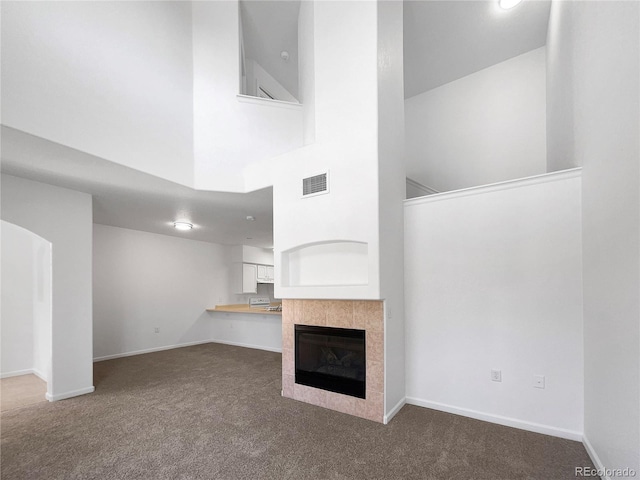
left=280, top=51, right=290, bottom=62
left=499, top=0, right=523, bottom=9
left=173, top=222, right=193, bottom=231
left=246, top=215, right=255, bottom=221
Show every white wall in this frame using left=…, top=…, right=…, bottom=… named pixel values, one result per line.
left=377, top=0, right=406, bottom=421
left=93, top=224, right=281, bottom=360
left=0, top=1, right=194, bottom=187
left=207, top=312, right=282, bottom=353
left=1, top=221, right=52, bottom=388
left=546, top=0, right=640, bottom=473
left=244, top=59, right=298, bottom=103
left=32, top=234, right=52, bottom=385
left=1, top=1, right=302, bottom=194
left=546, top=1, right=576, bottom=173
left=1, top=222, right=34, bottom=375
left=93, top=225, right=228, bottom=360
left=1, top=175, right=93, bottom=401
left=192, top=1, right=303, bottom=192
left=298, top=1, right=316, bottom=146
left=0, top=221, right=51, bottom=394
left=270, top=1, right=382, bottom=300
left=404, top=170, right=584, bottom=439
left=406, top=178, right=438, bottom=199
left=405, top=47, right=547, bottom=193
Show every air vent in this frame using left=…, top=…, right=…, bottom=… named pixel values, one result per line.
left=302, top=172, right=329, bottom=197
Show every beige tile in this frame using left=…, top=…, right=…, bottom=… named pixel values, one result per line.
left=366, top=389, right=384, bottom=406
left=282, top=348, right=294, bottom=375
left=282, top=374, right=295, bottom=398
left=366, top=301, right=384, bottom=332
left=364, top=390, right=384, bottom=423
left=352, top=301, right=366, bottom=329
left=282, top=324, right=294, bottom=350
left=353, top=397, right=369, bottom=419
left=353, top=300, right=383, bottom=331
left=293, top=299, right=303, bottom=323
left=292, top=383, right=307, bottom=402
left=366, top=330, right=384, bottom=364
left=326, top=300, right=354, bottom=329
left=294, top=383, right=327, bottom=408
left=324, top=391, right=340, bottom=411
left=366, top=360, right=384, bottom=393
left=332, top=395, right=357, bottom=416
left=302, top=300, right=326, bottom=326
left=281, top=299, right=294, bottom=324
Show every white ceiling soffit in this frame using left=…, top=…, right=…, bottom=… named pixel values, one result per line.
left=0, top=127, right=274, bottom=248
left=403, top=0, right=551, bottom=98
left=240, top=0, right=301, bottom=99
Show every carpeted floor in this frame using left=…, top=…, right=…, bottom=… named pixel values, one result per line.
left=1, top=374, right=47, bottom=412
left=1, top=343, right=596, bottom=479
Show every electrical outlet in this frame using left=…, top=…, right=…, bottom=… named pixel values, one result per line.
left=491, top=369, right=502, bottom=382
left=154, top=327, right=160, bottom=334
left=533, top=375, right=545, bottom=389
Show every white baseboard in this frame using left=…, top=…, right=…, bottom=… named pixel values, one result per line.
left=46, top=386, right=95, bottom=402
left=210, top=339, right=282, bottom=353
left=93, top=340, right=215, bottom=362
left=406, top=397, right=583, bottom=441
left=384, top=397, right=406, bottom=424
left=1, top=368, right=47, bottom=381
left=31, top=368, right=47, bottom=382
left=0, top=369, right=36, bottom=379
left=582, top=434, right=611, bottom=480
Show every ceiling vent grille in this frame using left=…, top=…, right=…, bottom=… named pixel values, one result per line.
left=302, top=172, right=329, bottom=197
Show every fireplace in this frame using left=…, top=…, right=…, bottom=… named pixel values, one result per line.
left=295, top=325, right=366, bottom=399
left=282, top=299, right=384, bottom=423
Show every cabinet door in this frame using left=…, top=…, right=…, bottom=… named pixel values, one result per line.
left=256, top=264, right=267, bottom=282
left=266, top=266, right=275, bottom=283
left=242, top=264, right=257, bottom=293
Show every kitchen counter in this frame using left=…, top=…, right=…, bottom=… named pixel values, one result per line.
left=207, top=303, right=283, bottom=316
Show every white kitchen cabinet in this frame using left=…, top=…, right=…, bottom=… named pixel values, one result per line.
left=231, top=245, right=274, bottom=265
left=266, top=266, right=274, bottom=283
left=233, top=263, right=258, bottom=294
left=256, top=264, right=274, bottom=284
left=257, top=264, right=268, bottom=283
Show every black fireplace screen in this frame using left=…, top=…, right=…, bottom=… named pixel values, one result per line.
left=295, top=325, right=366, bottom=399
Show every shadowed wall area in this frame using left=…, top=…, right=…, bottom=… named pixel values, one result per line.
left=1, top=344, right=594, bottom=479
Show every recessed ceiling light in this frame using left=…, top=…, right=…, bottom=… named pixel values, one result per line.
left=499, top=0, right=523, bottom=9
left=246, top=215, right=255, bottom=221
left=280, top=51, right=290, bottom=62
left=174, top=222, right=193, bottom=231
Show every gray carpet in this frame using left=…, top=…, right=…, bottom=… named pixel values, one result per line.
left=1, top=343, right=596, bottom=479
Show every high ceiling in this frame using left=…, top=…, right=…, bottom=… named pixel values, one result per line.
left=404, top=0, right=551, bottom=98
left=238, top=0, right=552, bottom=100
left=1, top=0, right=553, bottom=248
left=1, top=127, right=274, bottom=248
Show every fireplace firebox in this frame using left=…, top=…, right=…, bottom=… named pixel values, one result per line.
left=295, top=325, right=366, bottom=399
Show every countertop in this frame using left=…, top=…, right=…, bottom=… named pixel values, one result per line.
left=207, top=303, right=283, bottom=316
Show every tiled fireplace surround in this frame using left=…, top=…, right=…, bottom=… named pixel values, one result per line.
left=281, top=299, right=384, bottom=423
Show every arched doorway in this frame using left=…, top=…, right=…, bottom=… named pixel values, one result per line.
left=1, top=220, right=52, bottom=407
